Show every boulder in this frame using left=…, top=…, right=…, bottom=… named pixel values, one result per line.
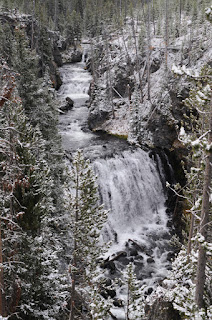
left=62, top=48, right=83, bottom=64
left=113, top=65, right=134, bottom=98
left=145, top=287, right=153, bottom=295
left=65, top=97, right=74, bottom=108
left=144, top=105, right=178, bottom=149
left=150, top=57, right=161, bottom=73
left=115, top=255, right=130, bottom=266
left=134, top=261, right=144, bottom=277
left=145, top=300, right=181, bottom=320
left=129, top=248, right=138, bottom=256
left=167, top=251, right=175, bottom=262
left=147, top=257, right=155, bottom=264
left=60, top=97, right=74, bottom=112
left=100, top=288, right=116, bottom=299
left=104, top=278, right=112, bottom=287
left=113, top=298, right=123, bottom=307
left=70, top=49, right=83, bottom=63
left=88, top=106, right=111, bottom=130
left=101, top=259, right=116, bottom=274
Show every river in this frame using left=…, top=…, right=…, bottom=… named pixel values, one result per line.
left=58, top=55, right=172, bottom=319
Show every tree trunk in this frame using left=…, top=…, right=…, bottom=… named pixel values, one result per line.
left=31, top=0, right=35, bottom=49
left=152, top=0, right=156, bottom=35
left=195, top=93, right=212, bottom=308
left=0, top=220, right=5, bottom=316
left=120, top=0, right=122, bottom=17
left=104, top=30, right=115, bottom=118
left=69, top=162, right=80, bottom=320
left=179, top=0, right=182, bottom=22
left=165, top=0, right=169, bottom=70
left=126, top=279, right=130, bottom=320
left=187, top=212, right=195, bottom=257
left=54, top=0, right=57, bottom=31
left=147, top=1, right=151, bottom=100
left=90, top=39, right=96, bottom=83
left=124, top=0, right=127, bottom=23
left=131, top=15, right=143, bottom=102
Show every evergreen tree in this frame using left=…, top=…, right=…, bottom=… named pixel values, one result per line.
left=0, top=61, right=68, bottom=320
left=128, top=86, right=141, bottom=144
left=0, top=22, right=14, bottom=65
left=12, top=26, right=40, bottom=119
left=0, top=64, right=50, bottom=317
left=67, top=150, right=108, bottom=319
left=37, top=24, right=52, bottom=76
left=123, top=263, right=145, bottom=320
left=65, top=10, right=82, bottom=47
left=182, top=66, right=212, bottom=310
left=169, top=56, right=212, bottom=319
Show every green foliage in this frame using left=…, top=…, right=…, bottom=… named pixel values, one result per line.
left=177, top=64, right=212, bottom=204
left=0, top=64, right=68, bottom=319
left=68, top=150, right=107, bottom=274
left=153, top=246, right=212, bottom=319
left=123, top=263, right=145, bottom=319
left=0, top=22, right=14, bottom=65
left=170, top=50, right=212, bottom=318
left=12, top=27, right=40, bottom=117
left=37, top=24, right=52, bottom=74
left=0, top=68, right=47, bottom=233
left=128, top=86, right=141, bottom=144
left=65, top=10, right=82, bottom=46
left=89, top=286, right=112, bottom=320
left=0, top=15, right=67, bottom=316
left=67, top=150, right=109, bottom=318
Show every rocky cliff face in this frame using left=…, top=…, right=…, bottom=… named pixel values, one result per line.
left=86, top=25, right=211, bottom=156
left=0, top=10, right=84, bottom=90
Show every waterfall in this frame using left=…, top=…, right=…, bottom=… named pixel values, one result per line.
left=58, top=58, right=171, bottom=290
left=95, top=149, right=168, bottom=242
left=94, top=148, right=171, bottom=286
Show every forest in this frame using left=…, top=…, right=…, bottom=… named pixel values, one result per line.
left=0, top=0, right=211, bottom=319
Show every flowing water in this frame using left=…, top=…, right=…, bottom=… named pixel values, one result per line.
left=58, top=58, right=129, bottom=160
left=58, top=55, right=172, bottom=318
left=94, top=149, right=171, bottom=286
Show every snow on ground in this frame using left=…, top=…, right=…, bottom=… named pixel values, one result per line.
left=89, top=12, right=212, bottom=142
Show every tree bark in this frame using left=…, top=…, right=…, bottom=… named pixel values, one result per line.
left=187, top=211, right=195, bottom=257
left=195, top=92, right=212, bottom=308
left=31, top=0, right=35, bottom=49
left=0, top=220, right=5, bottom=316
left=54, top=0, right=57, bottom=31
left=131, top=15, right=143, bottom=102
left=104, top=30, right=115, bottom=118
left=147, top=1, right=151, bottom=100
left=152, top=0, right=156, bottom=35
left=180, top=0, right=182, bottom=22
left=69, top=161, right=80, bottom=320
left=165, top=0, right=169, bottom=70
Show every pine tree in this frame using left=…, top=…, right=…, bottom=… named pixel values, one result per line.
left=123, top=263, right=145, bottom=320
left=12, top=26, right=40, bottom=119
left=184, top=67, right=212, bottom=310
left=128, top=86, right=141, bottom=144
left=65, top=10, right=82, bottom=47
left=0, top=63, right=47, bottom=317
left=171, top=59, right=212, bottom=318
left=0, top=22, right=14, bottom=65
left=67, top=150, right=108, bottom=319
left=0, top=61, right=68, bottom=320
